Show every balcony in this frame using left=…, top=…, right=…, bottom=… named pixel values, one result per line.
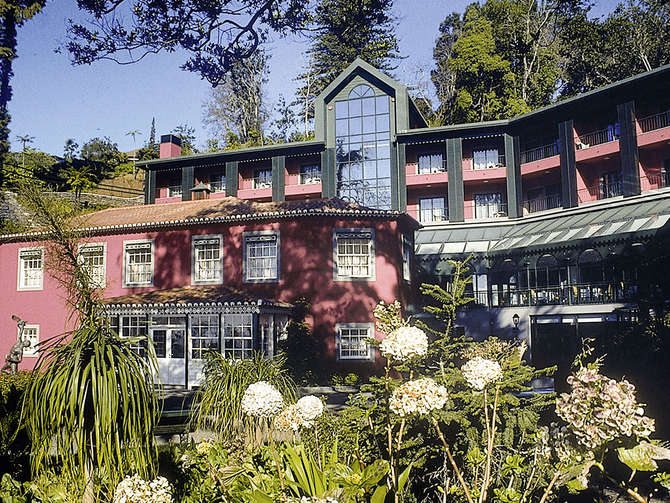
left=209, top=180, right=226, bottom=193
left=167, top=185, right=182, bottom=198
left=638, top=110, right=670, bottom=133
left=575, top=126, right=619, bottom=150
left=522, top=193, right=562, bottom=214
left=484, top=282, right=637, bottom=308
left=577, top=180, right=623, bottom=203
left=252, top=176, right=272, bottom=189
left=471, top=154, right=505, bottom=170
left=520, top=143, right=559, bottom=164
left=465, top=201, right=508, bottom=220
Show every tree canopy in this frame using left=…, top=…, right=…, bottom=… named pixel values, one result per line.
left=65, top=0, right=310, bottom=87
left=294, top=0, right=401, bottom=128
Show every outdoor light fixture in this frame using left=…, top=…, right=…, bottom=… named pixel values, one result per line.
left=512, top=313, right=520, bottom=330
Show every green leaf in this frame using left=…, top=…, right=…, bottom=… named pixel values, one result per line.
left=371, top=484, right=388, bottom=503
left=397, top=463, right=412, bottom=493
left=618, top=443, right=659, bottom=472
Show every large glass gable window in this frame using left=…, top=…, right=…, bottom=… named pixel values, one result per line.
left=335, top=84, right=391, bottom=209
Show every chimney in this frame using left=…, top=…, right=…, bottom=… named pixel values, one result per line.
left=160, top=134, right=182, bottom=158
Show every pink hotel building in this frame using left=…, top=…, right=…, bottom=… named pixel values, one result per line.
left=2, top=59, right=670, bottom=386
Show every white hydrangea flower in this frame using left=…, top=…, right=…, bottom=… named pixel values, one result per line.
left=379, top=326, right=428, bottom=361
left=296, top=395, right=325, bottom=422
left=274, top=404, right=307, bottom=432
left=461, top=357, right=503, bottom=390
left=241, top=381, right=284, bottom=418
left=113, top=475, right=173, bottom=503
left=195, top=441, right=213, bottom=456
left=389, top=378, right=449, bottom=417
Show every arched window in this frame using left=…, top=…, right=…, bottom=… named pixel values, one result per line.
left=578, top=249, right=603, bottom=284
left=334, top=83, right=391, bottom=209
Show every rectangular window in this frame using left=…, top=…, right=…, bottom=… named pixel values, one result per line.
left=222, top=313, right=254, bottom=359
left=192, top=235, right=223, bottom=284
left=79, top=243, right=106, bottom=288
left=190, top=314, right=220, bottom=359
left=210, top=173, right=226, bottom=193
left=112, top=315, right=148, bottom=355
left=417, top=153, right=444, bottom=174
left=253, top=168, right=272, bottom=189
left=336, top=323, right=373, bottom=361
left=123, top=240, right=154, bottom=287
left=244, top=231, right=279, bottom=282
left=474, top=193, right=503, bottom=219
left=299, top=164, right=322, bottom=184
left=18, top=247, right=43, bottom=291
left=473, top=149, right=500, bottom=170
left=21, top=324, right=39, bottom=357
left=334, top=229, right=375, bottom=280
left=419, top=197, right=447, bottom=223
left=402, top=234, right=413, bottom=282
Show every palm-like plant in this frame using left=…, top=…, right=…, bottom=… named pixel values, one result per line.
left=193, top=351, right=297, bottom=440
left=18, top=185, right=161, bottom=500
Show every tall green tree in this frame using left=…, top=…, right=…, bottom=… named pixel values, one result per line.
left=172, top=123, right=198, bottom=155
left=0, top=0, right=46, bottom=185
left=203, top=49, right=269, bottom=146
left=294, top=0, right=401, bottom=126
left=559, top=0, right=670, bottom=96
left=432, top=1, right=564, bottom=124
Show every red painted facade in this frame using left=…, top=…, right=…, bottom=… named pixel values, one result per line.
left=0, top=211, right=415, bottom=372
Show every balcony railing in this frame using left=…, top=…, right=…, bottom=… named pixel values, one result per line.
left=520, top=143, right=559, bottom=164
left=252, top=177, right=272, bottom=189
left=638, top=110, right=670, bottom=133
left=471, top=155, right=506, bottom=170
left=484, top=282, right=637, bottom=308
left=209, top=180, right=226, bottom=193
left=466, top=202, right=508, bottom=219
left=575, top=127, right=619, bottom=149
left=577, top=180, right=623, bottom=202
left=299, top=172, right=322, bottom=184
left=522, top=193, right=562, bottom=213
left=167, top=185, right=182, bottom=197
left=410, top=160, right=448, bottom=174
left=643, top=173, right=670, bottom=189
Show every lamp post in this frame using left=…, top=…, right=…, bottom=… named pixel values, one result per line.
left=512, top=313, right=520, bottom=333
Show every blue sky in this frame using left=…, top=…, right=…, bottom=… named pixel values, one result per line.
left=8, top=0, right=619, bottom=155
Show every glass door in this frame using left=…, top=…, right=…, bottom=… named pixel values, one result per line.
left=150, top=317, right=186, bottom=386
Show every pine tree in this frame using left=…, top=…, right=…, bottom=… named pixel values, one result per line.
left=148, top=117, right=157, bottom=154
left=294, top=0, right=401, bottom=126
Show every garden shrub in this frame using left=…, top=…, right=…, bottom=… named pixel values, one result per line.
left=0, top=371, right=33, bottom=480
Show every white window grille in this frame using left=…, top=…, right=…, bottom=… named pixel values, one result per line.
left=336, top=323, right=373, bottom=360
left=21, top=325, right=39, bottom=357
left=18, top=248, right=43, bottom=290
left=124, top=241, right=153, bottom=286
left=112, top=315, right=147, bottom=355
left=299, top=165, right=321, bottom=184
left=473, top=149, right=500, bottom=170
left=190, top=314, right=220, bottom=359
left=402, top=234, right=412, bottom=282
left=79, top=243, right=106, bottom=288
left=192, top=236, right=223, bottom=284
left=222, top=314, right=254, bottom=359
left=419, top=197, right=447, bottom=223
left=334, top=229, right=374, bottom=280
left=474, top=193, right=503, bottom=219
left=244, top=232, right=279, bottom=282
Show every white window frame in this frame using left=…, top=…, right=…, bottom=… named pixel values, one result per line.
left=190, top=314, right=220, bottom=360
left=78, top=242, right=107, bottom=288
left=191, top=234, right=223, bottom=285
left=333, top=228, right=375, bottom=281
left=123, top=239, right=155, bottom=287
left=243, top=230, right=280, bottom=283
left=21, top=324, right=39, bottom=357
left=336, top=322, right=374, bottom=361
left=17, top=246, right=44, bottom=291
left=222, top=313, right=255, bottom=360
left=419, top=197, right=447, bottom=223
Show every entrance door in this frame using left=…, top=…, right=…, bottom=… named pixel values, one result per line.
left=151, top=327, right=186, bottom=386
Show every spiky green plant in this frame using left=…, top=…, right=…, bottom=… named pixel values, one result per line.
left=18, top=185, right=161, bottom=499
left=193, top=351, right=297, bottom=440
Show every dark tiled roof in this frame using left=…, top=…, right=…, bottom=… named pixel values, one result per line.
left=102, top=285, right=292, bottom=308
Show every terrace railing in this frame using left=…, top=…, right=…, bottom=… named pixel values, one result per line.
left=577, top=180, right=623, bottom=202
left=575, top=127, right=619, bottom=149
left=252, top=177, right=272, bottom=189
left=520, top=143, right=559, bottom=164
left=522, top=193, right=562, bottom=213
left=410, top=159, right=448, bottom=174
left=638, top=110, right=670, bottom=133
left=486, top=282, right=637, bottom=308
left=209, top=180, right=226, bottom=193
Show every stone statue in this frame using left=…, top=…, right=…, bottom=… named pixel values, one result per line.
left=1, top=316, right=30, bottom=374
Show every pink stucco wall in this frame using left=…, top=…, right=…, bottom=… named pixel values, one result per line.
left=0, top=217, right=411, bottom=371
